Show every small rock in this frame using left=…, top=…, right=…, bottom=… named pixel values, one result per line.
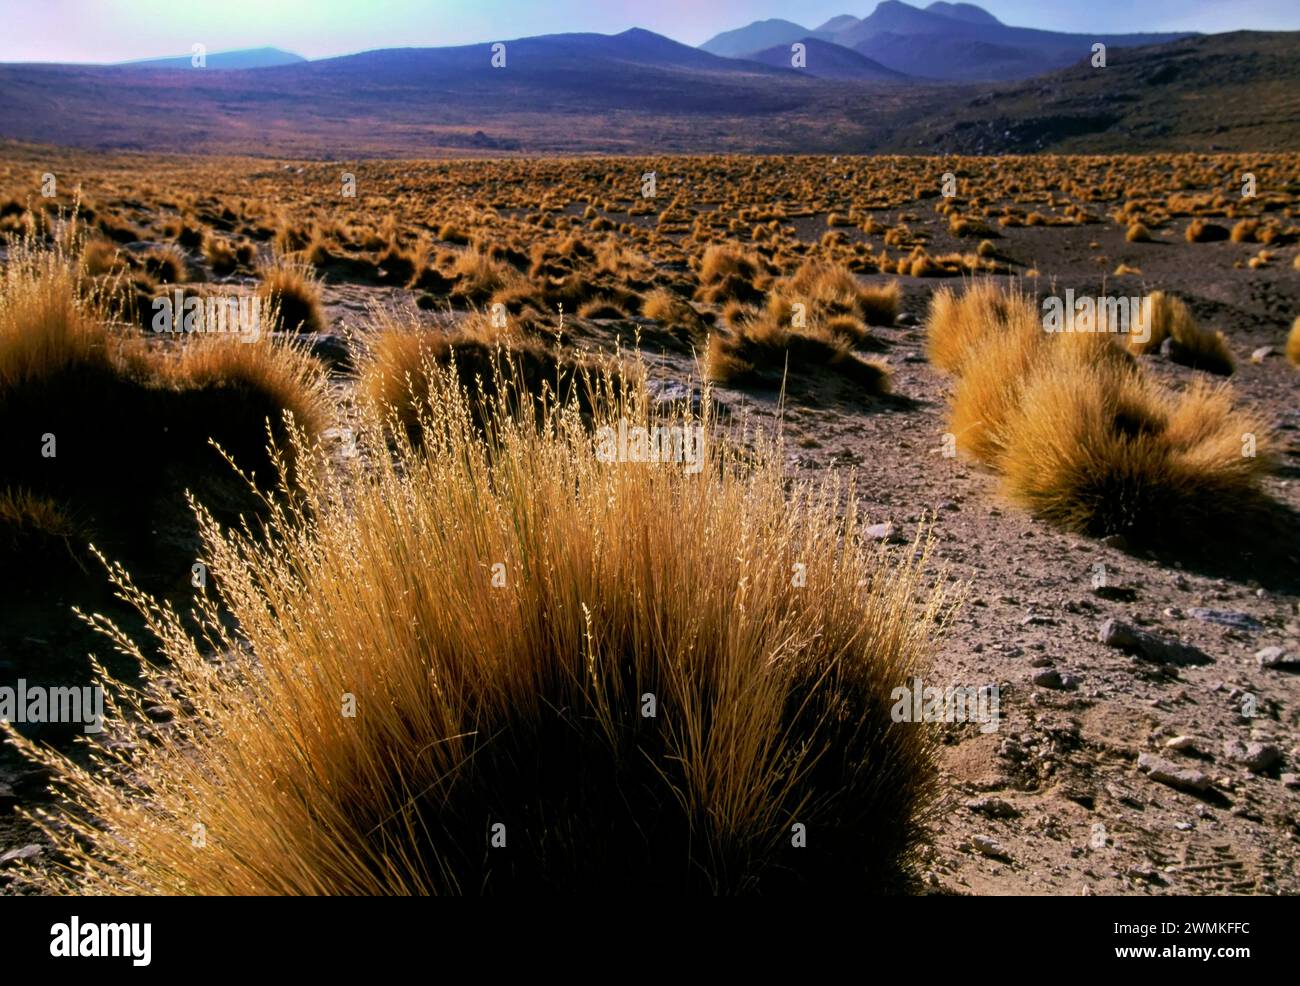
left=1099, top=619, right=1212, bottom=666
left=1093, top=584, right=1138, bottom=602
left=1188, top=608, right=1264, bottom=631
left=1032, top=668, right=1069, bottom=689
left=971, top=835, right=1011, bottom=861
left=1250, top=346, right=1273, bottom=363
left=966, top=796, right=1019, bottom=819
left=895, top=312, right=919, bottom=327
left=1281, top=773, right=1300, bottom=789
left=1256, top=646, right=1299, bottom=669
left=0, top=844, right=42, bottom=866
left=1137, top=752, right=1213, bottom=793
left=866, top=522, right=904, bottom=544
left=1165, top=735, right=1197, bottom=752
left=1100, top=534, right=1128, bottom=549
left=1223, top=740, right=1282, bottom=774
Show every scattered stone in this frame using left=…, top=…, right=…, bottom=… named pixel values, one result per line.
left=1100, top=534, right=1128, bottom=550
left=1099, top=619, right=1212, bottom=666
left=1137, top=752, right=1213, bottom=793
left=1128, top=865, right=1166, bottom=885
left=1223, top=740, right=1282, bottom=774
left=866, top=522, right=904, bottom=544
left=966, top=796, right=1019, bottom=819
left=1188, top=608, right=1264, bottom=631
left=895, top=312, right=919, bottom=327
left=0, top=844, right=41, bottom=866
left=1030, top=655, right=1055, bottom=668
left=971, top=835, right=1012, bottom=861
left=1256, top=646, right=1299, bottom=669
left=1165, top=735, right=1197, bottom=752
left=1281, top=773, right=1300, bottom=790
left=1250, top=346, right=1273, bottom=363
left=1093, top=584, right=1138, bottom=602
left=1032, top=668, right=1071, bottom=689
left=302, top=332, right=353, bottom=373
left=1022, top=613, right=1057, bottom=626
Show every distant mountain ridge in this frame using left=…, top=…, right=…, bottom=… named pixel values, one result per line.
left=120, top=46, right=306, bottom=70
left=701, top=1, right=1194, bottom=80
left=0, top=27, right=1294, bottom=157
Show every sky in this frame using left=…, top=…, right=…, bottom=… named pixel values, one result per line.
left=0, top=0, right=1296, bottom=63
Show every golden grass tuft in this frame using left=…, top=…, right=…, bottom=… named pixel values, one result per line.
left=12, top=363, right=950, bottom=895
left=257, top=260, right=326, bottom=334
left=1128, top=291, right=1234, bottom=376
left=1287, top=316, right=1300, bottom=367
left=1125, top=222, right=1152, bottom=243
left=930, top=282, right=1268, bottom=541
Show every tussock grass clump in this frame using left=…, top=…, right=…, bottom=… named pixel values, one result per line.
left=999, top=357, right=1267, bottom=537
left=707, top=304, right=892, bottom=395
left=1, top=233, right=330, bottom=561
left=925, top=278, right=1039, bottom=376
left=0, top=488, right=87, bottom=585
left=12, top=366, right=950, bottom=895
left=1185, top=219, right=1229, bottom=243
left=928, top=282, right=1270, bottom=542
left=1128, top=291, right=1234, bottom=376
left=780, top=260, right=899, bottom=327
left=1125, top=222, right=1152, bottom=243
left=641, top=288, right=706, bottom=335
left=693, top=244, right=766, bottom=306
left=257, top=260, right=326, bottom=334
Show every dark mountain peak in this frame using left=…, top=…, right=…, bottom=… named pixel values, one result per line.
left=925, top=2, right=1001, bottom=25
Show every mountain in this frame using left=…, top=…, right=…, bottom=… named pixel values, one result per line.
left=121, top=46, right=306, bottom=70
left=0, top=28, right=872, bottom=156
left=908, top=31, right=1300, bottom=153
left=708, top=2, right=1195, bottom=82
left=0, top=28, right=1293, bottom=156
left=742, top=37, right=909, bottom=80
left=924, top=3, right=1000, bottom=26
left=814, top=15, right=863, bottom=34
left=841, top=1, right=1192, bottom=80
left=698, top=19, right=818, bottom=57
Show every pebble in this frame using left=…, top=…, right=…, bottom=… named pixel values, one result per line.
left=971, top=835, right=1011, bottom=861
left=1223, top=740, right=1282, bottom=774
left=1137, top=752, right=1213, bottom=793
left=1189, top=608, right=1264, bottom=631
left=0, top=844, right=42, bottom=866
left=1256, top=646, right=1299, bottom=669
left=1099, top=619, right=1212, bottom=666
left=966, top=796, right=1019, bottom=819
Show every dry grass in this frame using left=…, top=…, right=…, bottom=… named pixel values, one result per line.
left=258, top=260, right=326, bottom=334
left=1287, top=316, right=1300, bottom=367
left=1125, top=222, right=1152, bottom=243
left=12, top=363, right=951, bottom=895
left=1, top=233, right=331, bottom=559
left=929, top=281, right=1269, bottom=541
left=1128, top=291, right=1234, bottom=376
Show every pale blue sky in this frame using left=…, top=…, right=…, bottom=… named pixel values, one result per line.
left=0, top=0, right=1295, bottom=63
